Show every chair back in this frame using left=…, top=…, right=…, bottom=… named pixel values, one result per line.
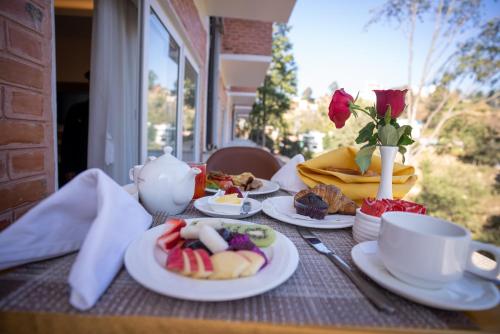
left=206, top=147, right=281, bottom=180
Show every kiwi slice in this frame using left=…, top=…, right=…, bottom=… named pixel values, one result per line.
left=221, top=223, right=276, bottom=248
left=235, top=225, right=276, bottom=248
left=221, top=223, right=240, bottom=233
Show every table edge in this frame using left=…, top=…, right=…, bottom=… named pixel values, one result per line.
left=0, top=311, right=494, bottom=334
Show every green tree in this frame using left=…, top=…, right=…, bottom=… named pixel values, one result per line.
left=367, top=0, right=499, bottom=158
left=249, top=24, right=297, bottom=150
left=436, top=115, right=499, bottom=166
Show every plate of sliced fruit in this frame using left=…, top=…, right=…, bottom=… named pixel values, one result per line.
left=206, top=171, right=279, bottom=196
left=124, top=217, right=299, bottom=301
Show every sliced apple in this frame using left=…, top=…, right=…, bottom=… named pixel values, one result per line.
left=183, top=248, right=198, bottom=275
left=196, top=249, right=213, bottom=272
left=237, top=250, right=266, bottom=277
left=166, top=247, right=184, bottom=272
left=192, top=249, right=213, bottom=279
left=208, top=251, right=250, bottom=280
left=181, top=250, right=192, bottom=276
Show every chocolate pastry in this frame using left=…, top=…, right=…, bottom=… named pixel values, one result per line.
left=293, top=192, right=329, bottom=220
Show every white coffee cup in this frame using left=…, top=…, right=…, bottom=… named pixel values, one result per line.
left=378, top=212, right=500, bottom=289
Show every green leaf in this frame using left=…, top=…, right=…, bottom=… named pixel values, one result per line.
left=355, top=145, right=376, bottom=174
left=398, top=146, right=407, bottom=164
left=367, top=106, right=377, bottom=119
left=378, top=124, right=399, bottom=146
left=368, top=133, right=378, bottom=146
left=398, top=134, right=415, bottom=146
left=355, top=122, right=376, bottom=144
left=384, top=105, right=392, bottom=125
left=397, top=125, right=412, bottom=140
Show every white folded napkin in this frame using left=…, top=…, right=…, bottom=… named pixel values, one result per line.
left=0, top=168, right=151, bottom=310
left=271, top=154, right=308, bottom=193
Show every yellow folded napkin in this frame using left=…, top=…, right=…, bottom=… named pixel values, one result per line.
left=296, top=146, right=417, bottom=204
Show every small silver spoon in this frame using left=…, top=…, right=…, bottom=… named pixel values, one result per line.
left=240, top=201, right=251, bottom=215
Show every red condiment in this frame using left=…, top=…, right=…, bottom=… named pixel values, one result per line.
left=361, top=198, right=426, bottom=217
left=188, top=162, right=207, bottom=200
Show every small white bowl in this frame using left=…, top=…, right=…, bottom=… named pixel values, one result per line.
left=353, top=208, right=382, bottom=243
left=207, top=190, right=246, bottom=215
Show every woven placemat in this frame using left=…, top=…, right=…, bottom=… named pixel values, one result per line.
left=0, top=191, right=475, bottom=329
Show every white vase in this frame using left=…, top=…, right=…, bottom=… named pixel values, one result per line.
left=376, top=146, right=398, bottom=200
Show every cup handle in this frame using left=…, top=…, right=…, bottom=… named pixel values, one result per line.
left=466, top=241, right=500, bottom=281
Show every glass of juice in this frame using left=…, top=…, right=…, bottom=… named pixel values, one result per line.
left=188, top=162, right=207, bottom=199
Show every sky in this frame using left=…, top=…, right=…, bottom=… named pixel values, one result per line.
left=288, top=0, right=500, bottom=100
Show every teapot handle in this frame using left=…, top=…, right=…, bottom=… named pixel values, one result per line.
left=163, top=146, right=173, bottom=155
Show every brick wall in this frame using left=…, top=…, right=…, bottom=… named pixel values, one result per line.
left=169, top=0, right=207, bottom=64
left=0, top=0, right=55, bottom=230
left=231, top=86, right=258, bottom=93
left=168, top=0, right=208, bottom=157
left=222, top=18, right=272, bottom=56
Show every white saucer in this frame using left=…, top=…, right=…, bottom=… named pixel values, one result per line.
left=351, top=241, right=500, bottom=311
left=194, top=196, right=262, bottom=219
left=262, top=196, right=354, bottom=229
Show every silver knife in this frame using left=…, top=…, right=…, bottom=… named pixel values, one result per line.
left=297, top=227, right=395, bottom=313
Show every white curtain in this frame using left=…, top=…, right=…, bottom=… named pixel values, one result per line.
left=88, top=0, right=139, bottom=185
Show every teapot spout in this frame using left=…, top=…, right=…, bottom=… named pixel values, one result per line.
left=173, top=167, right=201, bottom=205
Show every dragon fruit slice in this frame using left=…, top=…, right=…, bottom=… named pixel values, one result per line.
left=228, top=233, right=255, bottom=250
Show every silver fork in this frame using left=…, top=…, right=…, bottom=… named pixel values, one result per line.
left=151, top=211, right=168, bottom=228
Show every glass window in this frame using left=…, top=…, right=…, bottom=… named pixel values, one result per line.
left=182, top=60, right=198, bottom=162
left=147, top=12, right=179, bottom=157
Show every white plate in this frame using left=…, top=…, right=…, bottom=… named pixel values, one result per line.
left=194, top=196, right=262, bottom=219
left=206, top=178, right=280, bottom=196
left=351, top=241, right=500, bottom=311
left=262, top=196, right=354, bottom=229
left=125, top=218, right=299, bottom=302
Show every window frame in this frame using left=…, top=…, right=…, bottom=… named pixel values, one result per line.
left=139, top=0, right=201, bottom=162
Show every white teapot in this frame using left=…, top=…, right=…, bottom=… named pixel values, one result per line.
left=135, top=147, right=201, bottom=215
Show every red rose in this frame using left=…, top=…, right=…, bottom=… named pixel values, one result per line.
left=328, top=89, right=354, bottom=128
left=373, top=89, right=408, bottom=118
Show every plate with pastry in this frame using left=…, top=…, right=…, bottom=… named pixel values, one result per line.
left=206, top=171, right=279, bottom=196
left=125, top=218, right=299, bottom=301
left=262, top=185, right=356, bottom=229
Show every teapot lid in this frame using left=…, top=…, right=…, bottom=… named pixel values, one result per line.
left=163, top=146, right=173, bottom=155
left=153, top=146, right=187, bottom=167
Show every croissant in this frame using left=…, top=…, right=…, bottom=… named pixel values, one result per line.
left=337, top=195, right=357, bottom=215
left=309, top=184, right=357, bottom=215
